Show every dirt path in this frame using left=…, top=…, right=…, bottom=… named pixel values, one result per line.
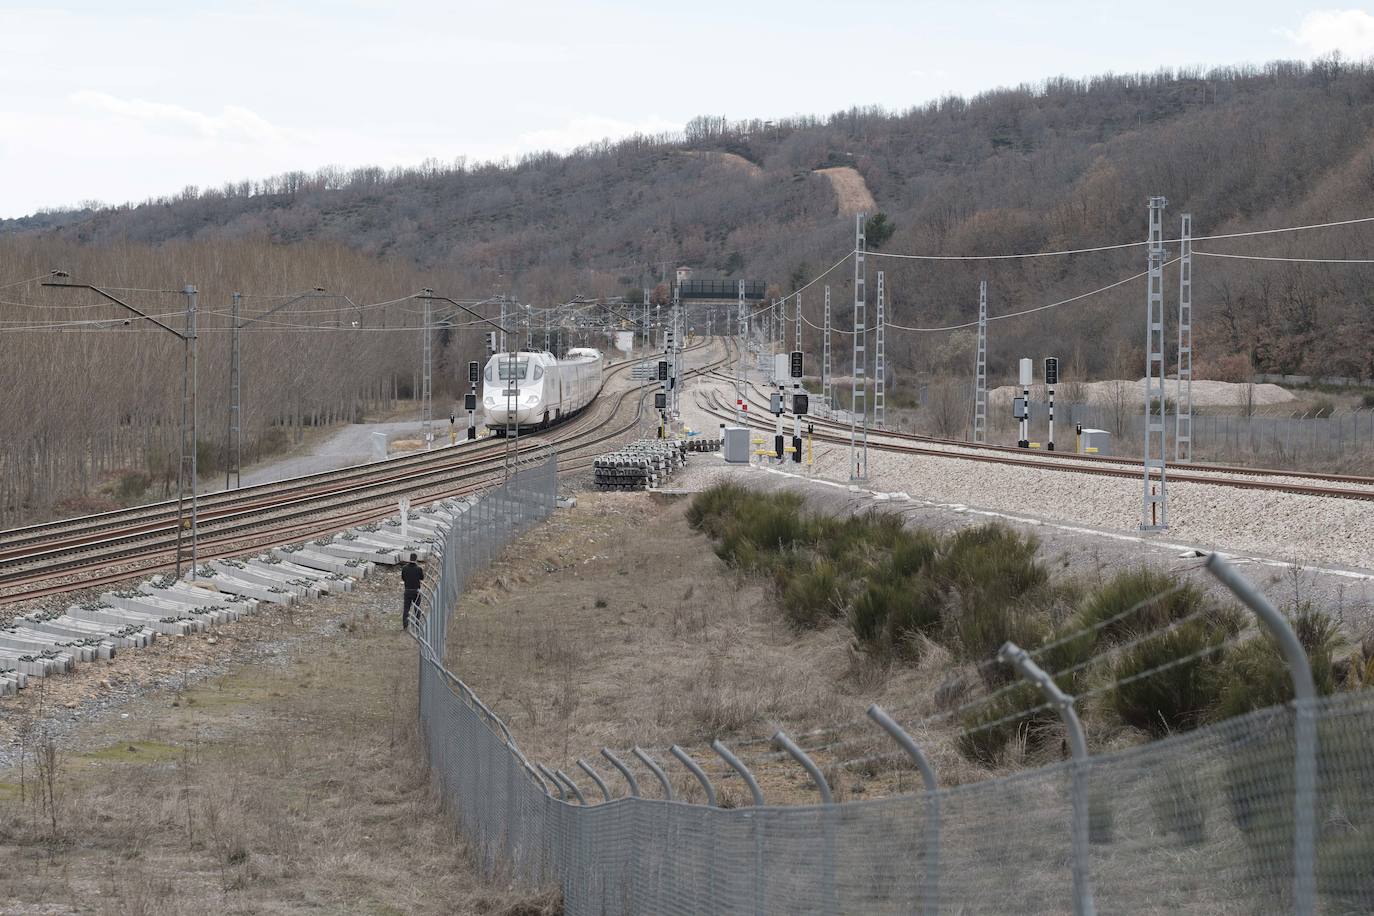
left=815, top=166, right=876, bottom=214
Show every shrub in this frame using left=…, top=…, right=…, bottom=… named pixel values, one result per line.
left=781, top=559, right=844, bottom=630
left=956, top=681, right=1057, bottom=765
left=943, top=587, right=1050, bottom=674
left=1075, top=568, right=1220, bottom=647
left=1109, top=616, right=1240, bottom=737
left=850, top=578, right=943, bottom=657
left=934, top=524, right=1049, bottom=667
left=110, top=471, right=150, bottom=501
left=935, top=524, right=1046, bottom=596
left=1212, top=606, right=1340, bottom=722
left=686, top=481, right=746, bottom=535
left=886, top=529, right=940, bottom=578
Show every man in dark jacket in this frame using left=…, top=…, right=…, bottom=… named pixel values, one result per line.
left=400, top=553, right=424, bottom=631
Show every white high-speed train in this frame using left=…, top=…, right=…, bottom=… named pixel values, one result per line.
left=481, top=348, right=604, bottom=433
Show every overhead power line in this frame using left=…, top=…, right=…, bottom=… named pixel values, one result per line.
left=868, top=214, right=1374, bottom=262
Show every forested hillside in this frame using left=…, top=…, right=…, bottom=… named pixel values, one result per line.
left=9, top=59, right=1374, bottom=378
left=4, top=58, right=1374, bottom=522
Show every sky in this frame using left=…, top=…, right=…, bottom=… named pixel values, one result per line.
left=1, top=1, right=1372, bottom=218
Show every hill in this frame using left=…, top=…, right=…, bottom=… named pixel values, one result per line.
left=6, top=59, right=1374, bottom=382
left=4, top=58, right=1374, bottom=525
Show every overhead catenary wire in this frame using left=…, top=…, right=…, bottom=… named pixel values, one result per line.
left=1193, top=251, right=1374, bottom=264
left=866, top=213, right=1374, bottom=262
left=0, top=274, right=51, bottom=291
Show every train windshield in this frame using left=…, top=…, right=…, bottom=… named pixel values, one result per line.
left=496, top=359, right=529, bottom=381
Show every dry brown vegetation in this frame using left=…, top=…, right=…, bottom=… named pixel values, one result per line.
left=0, top=235, right=497, bottom=526
left=442, top=491, right=1010, bottom=806
left=0, top=577, right=557, bottom=915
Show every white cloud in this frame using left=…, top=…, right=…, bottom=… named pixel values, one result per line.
left=68, top=91, right=287, bottom=144
left=1285, top=9, right=1374, bottom=57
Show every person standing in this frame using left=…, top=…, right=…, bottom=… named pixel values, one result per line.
left=400, top=553, right=424, bottom=631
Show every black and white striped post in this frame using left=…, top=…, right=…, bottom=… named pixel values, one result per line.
left=1045, top=356, right=1058, bottom=451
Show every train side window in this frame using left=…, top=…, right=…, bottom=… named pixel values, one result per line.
left=532, top=364, right=543, bottom=381
left=484, top=365, right=494, bottom=382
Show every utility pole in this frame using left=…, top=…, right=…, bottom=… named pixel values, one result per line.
left=225, top=288, right=327, bottom=488
left=671, top=281, right=682, bottom=418
left=973, top=280, right=988, bottom=443
left=178, top=285, right=199, bottom=579
left=823, top=285, right=832, bottom=414
left=44, top=275, right=201, bottom=578
left=226, top=292, right=241, bottom=489
left=642, top=288, right=650, bottom=349
left=794, top=292, right=802, bottom=355
left=421, top=288, right=434, bottom=450
left=1176, top=213, right=1194, bottom=462
left=850, top=213, right=868, bottom=481
left=1142, top=196, right=1169, bottom=530
left=875, top=270, right=886, bottom=430
left=735, top=280, right=748, bottom=425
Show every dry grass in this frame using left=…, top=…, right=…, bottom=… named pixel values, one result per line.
left=0, top=586, right=556, bottom=915
left=443, top=491, right=997, bottom=807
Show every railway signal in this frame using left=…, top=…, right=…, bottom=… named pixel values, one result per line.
left=1017, top=357, right=1033, bottom=448
left=1045, top=357, right=1058, bottom=451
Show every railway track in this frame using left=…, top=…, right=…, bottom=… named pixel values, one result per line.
left=0, top=341, right=732, bottom=605
left=693, top=376, right=1374, bottom=502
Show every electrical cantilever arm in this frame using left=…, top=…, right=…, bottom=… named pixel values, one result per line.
left=41, top=280, right=187, bottom=340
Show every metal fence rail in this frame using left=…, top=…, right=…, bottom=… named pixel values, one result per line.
left=412, top=458, right=1374, bottom=914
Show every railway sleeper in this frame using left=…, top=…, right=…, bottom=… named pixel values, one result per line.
left=142, top=577, right=261, bottom=610
left=105, top=592, right=234, bottom=627
left=186, top=571, right=294, bottom=605
left=0, top=645, right=73, bottom=676
left=23, top=614, right=146, bottom=650
left=249, top=557, right=354, bottom=594
left=135, top=586, right=254, bottom=619
left=336, top=532, right=430, bottom=562
left=310, top=540, right=400, bottom=566
left=8, top=625, right=116, bottom=661
left=272, top=546, right=374, bottom=578
left=70, top=604, right=198, bottom=637
left=0, top=630, right=98, bottom=664
left=208, top=560, right=317, bottom=599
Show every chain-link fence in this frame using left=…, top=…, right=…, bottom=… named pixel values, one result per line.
left=412, top=459, right=1373, bottom=914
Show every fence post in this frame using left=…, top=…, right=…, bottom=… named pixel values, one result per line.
left=554, top=769, right=588, bottom=806
left=713, top=740, right=765, bottom=916
left=774, top=730, right=837, bottom=911
left=537, top=763, right=566, bottom=801
left=868, top=704, right=939, bottom=916
left=601, top=748, right=640, bottom=797
left=576, top=758, right=612, bottom=802
left=669, top=745, right=717, bottom=806
left=1204, top=553, right=1317, bottom=916
left=669, top=745, right=718, bottom=909
left=999, top=641, right=1096, bottom=916
left=632, top=747, right=674, bottom=800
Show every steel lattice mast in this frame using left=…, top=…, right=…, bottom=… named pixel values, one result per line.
left=1142, top=197, right=1169, bottom=529
left=1176, top=213, right=1194, bottom=462
left=973, top=280, right=988, bottom=444
left=850, top=213, right=868, bottom=481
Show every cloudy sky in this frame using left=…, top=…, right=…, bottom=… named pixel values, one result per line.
left=1, top=1, right=1370, bottom=218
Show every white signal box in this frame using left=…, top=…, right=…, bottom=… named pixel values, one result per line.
left=773, top=353, right=790, bottom=384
